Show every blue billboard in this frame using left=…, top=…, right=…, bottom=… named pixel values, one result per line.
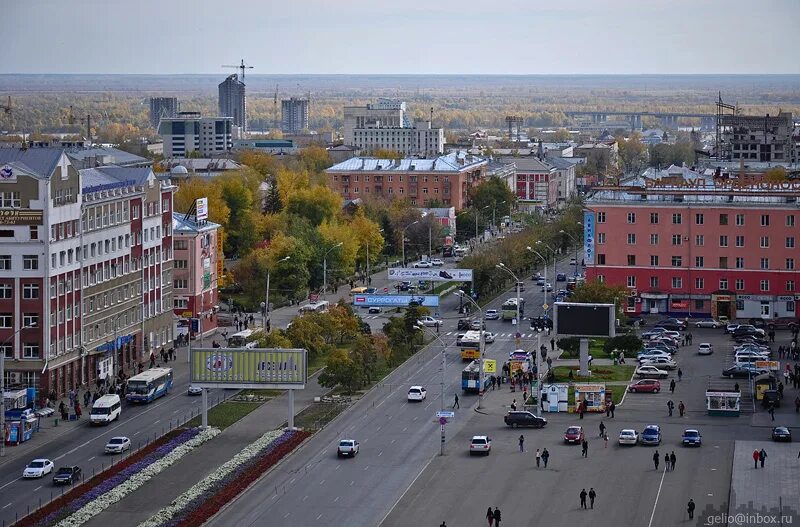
left=583, top=210, right=595, bottom=266
left=353, top=294, right=440, bottom=308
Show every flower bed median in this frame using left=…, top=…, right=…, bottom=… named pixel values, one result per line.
left=139, top=428, right=311, bottom=527
left=15, top=427, right=219, bottom=527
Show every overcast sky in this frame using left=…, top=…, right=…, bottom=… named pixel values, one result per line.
left=3, top=0, right=798, bottom=74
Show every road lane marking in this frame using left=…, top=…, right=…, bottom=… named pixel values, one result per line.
left=152, top=419, right=160, bottom=424
left=425, top=401, right=432, bottom=409
left=363, top=466, right=369, bottom=471
left=0, top=478, right=20, bottom=492
left=88, top=456, right=96, bottom=461
left=333, top=496, right=340, bottom=503
left=319, top=479, right=325, bottom=485
left=378, top=451, right=383, bottom=457
left=133, top=431, right=141, bottom=436
left=289, top=478, right=296, bottom=485
left=335, top=465, right=340, bottom=470
left=402, top=427, right=408, bottom=432
left=2, top=503, right=12, bottom=509
left=54, top=454, right=65, bottom=461
left=316, top=514, right=323, bottom=520
left=412, top=416, right=418, bottom=421
left=350, top=481, right=355, bottom=486
left=646, top=467, right=668, bottom=527
left=34, top=485, right=42, bottom=491
left=284, top=512, right=290, bottom=518
left=391, top=439, right=396, bottom=444
left=303, top=495, right=308, bottom=501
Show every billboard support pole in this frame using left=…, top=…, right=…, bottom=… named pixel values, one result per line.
left=579, top=338, right=590, bottom=377
left=288, top=389, right=295, bottom=430
left=201, top=388, right=208, bottom=428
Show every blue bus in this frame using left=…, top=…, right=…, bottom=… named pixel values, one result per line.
left=126, top=367, right=174, bottom=403
left=461, top=360, right=492, bottom=393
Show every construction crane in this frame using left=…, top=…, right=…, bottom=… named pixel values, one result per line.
left=1, top=96, right=11, bottom=115
left=222, top=59, right=254, bottom=80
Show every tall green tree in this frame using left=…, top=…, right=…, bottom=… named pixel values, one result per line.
left=263, top=180, right=283, bottom=214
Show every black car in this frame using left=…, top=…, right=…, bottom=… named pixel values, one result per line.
left=655, top=322, right=683, bottom=332
left=722, top=365, right=766, bottom=378
left=626, top=316, right=646, bottom=327
left=762, top=390, right=781, bottom=408
left=504, top=411, right=547, bottom=428
left=52, top=466, right=81, bottom=485
left=457, top=319, right=472, bottom=331
left=772, top=426, right=792, bottom=442
left=556, top=273, right=567, bottom=282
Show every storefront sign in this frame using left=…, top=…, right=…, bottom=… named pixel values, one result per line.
left=196, top=197, right=208, bottom=221
left=670, top=300, right=689, bottom=309
left=0, top=209, right=43, bottom=225
left=712, top=295, right=732, bottom=302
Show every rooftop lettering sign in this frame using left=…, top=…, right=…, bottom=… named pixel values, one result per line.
left=643, top=179, right=800, bottom=191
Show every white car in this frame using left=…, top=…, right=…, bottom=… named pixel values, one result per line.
left=485, top=309, right=500, bottom=320
left=698, top=343, right=714, bottom=355
left=570, top=257, right=578, bottom=266
left=367, top=306, right=382, bottom=314
left=105, top=436, right=131, bottom=454
left=430, top=258, right=444, bottom=267
left=413, top=261, right=432, bottom=268
left=618, top=429, right=639, bottom=446
left=23, top=459, right=54, bottom=478
left=639, top=357, right=677, bottom=370
left=337, top=439, right=359, bottom=458
left=636, top=365, right=669, bottom=379
left=407, top=386, right=427, bottom=401
left=418, top=316, right=443, bottom=327
left=482, top=331, right=496, bottom=344
left=637, top=350, right=673, bottom=362
left=695, top=319, right=722, bottom=328
left=469, top=435, right=492, bottom=456
left=188, top=385, right=203, bottom=396
left=456, top=333, right=466, bottom=345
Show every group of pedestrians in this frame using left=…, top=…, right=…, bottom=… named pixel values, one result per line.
left=752, top=448, right=768, bottom=468
left=651, top=450, right=677, bottom=471
left=666, top=400, right=685, bottom=417
left=579, top=488, right=597, bottom=509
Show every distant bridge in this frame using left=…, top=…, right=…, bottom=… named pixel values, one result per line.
left=564, top=110, right=716, bottom=130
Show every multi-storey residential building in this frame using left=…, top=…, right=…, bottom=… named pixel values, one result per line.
left=158, top=112, right=233, bottom=158
left=325, top=152, right=487, bottom=210
left=218, top=74, right=247, bottom=132
left=149, top=97, right=179, bottom=129
left=498, top=156, right=577, bottom=210
left=343, top=99, right=444, bottom=157
left=281, top=98, right=309, bottom=134
left=719, top=111, right=796, bottom=163
left=0, top=148, right=175, bottom=400
left=585, top=167, right=800, bottom=321
left=574, top=141, right=619, bottom=170
left=172, top=212, right=221, bottom=338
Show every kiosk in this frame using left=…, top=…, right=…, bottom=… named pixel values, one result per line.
left=754, top=373, right=777, bottom=401
left=706, top=390, right=740, bottom=416
left=574, top=384, right=606, bottom=413
left=541, top=384, right=569, bottom=413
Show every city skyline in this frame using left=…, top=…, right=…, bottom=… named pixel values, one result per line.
left=3, top=0, right=799, bottom=75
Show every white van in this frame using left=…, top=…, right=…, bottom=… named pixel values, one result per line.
left=90, top=394, right=122, bottom=425
left=298, top=300, right=330, bottom=314
left=734, top=353, right=768, bottom=366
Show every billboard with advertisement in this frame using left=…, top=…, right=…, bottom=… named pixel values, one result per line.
left=554, top=302, right=615, bottom=338
left=388, top=268, right=473, bottom=282
left=353, top=294, right=440, bottom=307
left=190, top=348, right=307, bottom=389
left=196, top=197, right=209, bottom=221
left=583, top=210, right=595, bottom=265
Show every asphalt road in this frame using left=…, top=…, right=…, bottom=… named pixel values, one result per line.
left=381, top=326, right=793, bottom=527
left=208, top=256, right=575, bottom=527
left=0, top=363, right=231, bottom=525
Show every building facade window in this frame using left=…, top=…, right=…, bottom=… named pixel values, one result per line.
left=695, top=235, right=704, bottom=246
left=672, top=213, right=682, bottom=225
left=735, top=279, right=744, bottom=291
left=0, top=284, right=11, bottom=298
left=671, top=256, right=682, bottom=267
left=760, top=280, right=769, bottom=292
left=719, top=236, right=728, bottom=247
left=760, top=258, right=770, bottom=270
left=597, top=233, right=606, bottom=244
left=597, top=212, right=606, bottom=223
left=627, top=212, right=636, bottom=224
left=627, top=233, right=636, bottom=245
left=695, top=256, right=704, bottom=268
left=735, top=257, right=745, bottom=269
left=695, top=213, right=704, bottom=225
left=672, top=234, right=682, bottom=246
left=786, top=237, right=795, bottom=249
left=650, top=255, right=659, bottom=266
left=650, top=212, right=659, bottom=224
left=719, top=278, right=728, bottom=290
left=695, top=278, right=704, bottom=289
left=735, top=214, right=745, bottom=226
left=650, top=234, right=659, bottom=245
left=650, top=276, right=659, bottom=288
left=760, top=236, right=769, bottom=248
left=671, top=277, right=682, bottom=288
left=719, top=214, right=728, bottom=225
left=761, top=214, right=770, bottom=227
left=626, top=276, right=636, bottom=288
left=23, top=255, right=39, bottom=270
left=787, top=280, right=796, bottom=292
left=735, top=236, right=745, bottom=247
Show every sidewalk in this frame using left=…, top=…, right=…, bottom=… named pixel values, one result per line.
left=83, top=373, right=331, bottom=527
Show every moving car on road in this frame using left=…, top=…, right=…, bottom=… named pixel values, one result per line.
left=482, top=331, right=496, bottom=344
left=485, top=309, right=499, bottom=320
left=337, top=439, right=359, bottom=458
left=105, top=436, right=132, bottom=454
left=771, top=426, right=792, bottom=442
left=635, top=365, right=670, bottom=379
left=556, top=273, right=567, bottom=282
left=457, top=318, right=472, bottom=330
left=682, top=429, right=702, bottom=446
left=641, top=425, right=662, bottom=445
left=618, top=429, right=639, bottom=445
left=52, top=466, right=82, bottom=485
left=504, top=411, right=547, bottom=428
left=564, top=426, right=585, bottom=444
left=412, top=261, right=432, bottom=268
left=469, top=436, right=492, bottom=456
left=23, top=459, right=54, bottom=478
left=407, top=386, right=427, bottom=402
left=697, top=343, right=714, bottom=355
left=367, top=306, right=382, bottom=314
left=418, top=316, right=442, bottom=327
left=628, top=379, right=661, bottom=393
left=430, top=258, right=444, bottom=266
left=187, top=385, right=203, bottom=396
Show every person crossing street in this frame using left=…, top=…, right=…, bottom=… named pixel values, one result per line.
left=453, top=393, right=459, bottom=409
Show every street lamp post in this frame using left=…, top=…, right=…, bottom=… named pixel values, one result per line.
left=559, top=229, right=579, bottom=277
left=496, top=263, right=521, bottom=326
left=492, top=200, right=506, bottom=233
left=265, top=256, right=291, bottom=330
left=454, top=292, right=485, bottom=409
left=537, top=240, right=557, bottom=286
left=413, top=324, right=449, bottom=455
left=1, top=323, right=36, bottom=458
left=323, top=242, right=343, bottom=296
left=401, top=221, right=419, bottom=267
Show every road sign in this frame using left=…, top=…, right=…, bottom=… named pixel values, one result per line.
left=383, top=287, right=389, bottom=293
left=436, top=410, right=455, bottom=419
left=483, top=359, right=497, bottom=373
left=542, top=303, right=549, bottom=311
left=439, top=417, right=448, bottom=425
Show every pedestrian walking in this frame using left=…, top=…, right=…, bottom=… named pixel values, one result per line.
left=664, top=452, right=670, bottom=471
left=510, top=399, right=517, bottom=411
left=579, top=401, right=585, bottom=419
left=535, top=448, right=541, bottom=467
left=667, top=400, right=674, bottom=416
left=599, top=420, right=606, bottom=438
left=486, top=507, right=494, bottom=527
left=795, top=396, right=800, bottom=413
left=768, top=404, right=775, bottom=421
left=753, top=449, right=760, bottom=469
left=581, top=439, right=588, bottom=458
left=74, top=401, right=82, bottom=419
left=759, top=448, right=767, bottom=468
left=491, top=376, right=496, bottom=390
left=519, top=434, right=525, bottom=453
left=670, top=451, right=676, bottom=471
left=550, top=338, right=555, bottom=351
left=678, top=401, right=685, bottom=417
left=605, top=403, right=611, bottom=417
left=541, top=448, right=550, bottom=468
left=493, top=507, right=501, bottom=527
left=687, top=499, right=695, bottom=519
left=653, top=450, right=660, bottom=470
left=453, top=393, right=459, bottom=409
left=677, top=368, right=683, bottom=381
left=588, top=488, right=596, bottom=509
left=670, top=379, right=676, bottom=393
left=609, top=401, right=615, bottom=418
left=580, top=489, right=588, bottom=509
left=58, top=401, right=67, bottom=421
left=603, top=433, right=608, bottom=448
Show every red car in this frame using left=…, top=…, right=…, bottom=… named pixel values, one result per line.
left=628, top=379, right=662, bottom=393
left=564, top=426, right=584, bottom=444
